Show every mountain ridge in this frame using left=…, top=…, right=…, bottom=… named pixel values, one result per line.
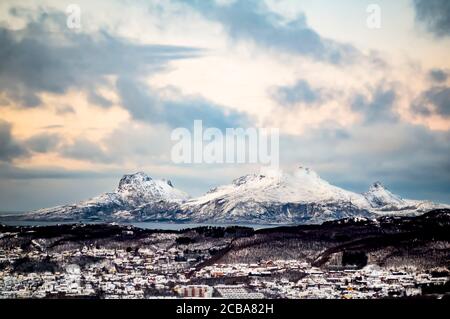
left=10, top=168, right=448, bottom=224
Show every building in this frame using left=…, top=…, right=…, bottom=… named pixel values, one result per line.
left=176, top=285, right=213, bottom=298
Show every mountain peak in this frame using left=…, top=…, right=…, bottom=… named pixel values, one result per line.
left=161, top=179, right=173, bottom=187
left=370, top=181, right=385, bottom=190
left=118, top=172, right=152, bottom=189
left=297, top=165, right=313, bottom=173
left=364, top=181, right=405, bottom=208
left=232, top=174, right=264, bottom=187
left=27, top=167, right=447, bottom=224
left=116, top=172, right=188, bottom=205
left=295, top=166, right=320, bottom=179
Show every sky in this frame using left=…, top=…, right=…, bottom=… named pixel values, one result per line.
left=0, top=0, right=449, bottom=211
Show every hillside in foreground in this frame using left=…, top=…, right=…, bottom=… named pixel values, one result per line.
left=0, top=209, right=449, bottom=299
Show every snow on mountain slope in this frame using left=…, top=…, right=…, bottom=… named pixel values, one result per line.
left=27, top=172, right=189, bottom=221
left=362, top=181, right=447, bottom=215
left=363, top=182, right=406, bottom=208
left=181, top=167, right=374, bottom=224
left=116, top=172, right=188, bottom=205
left=188, top=168, right=366, bottom=206
left=13, top=168, right=448, bottom=224
left=181, top=167, right=448, bottom=224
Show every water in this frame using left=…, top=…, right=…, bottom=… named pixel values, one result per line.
left=128, top=221, right=275, bottom=230
left=0, top=214, right=276, bottom=230
left=0, top=211, right=27, bottom=217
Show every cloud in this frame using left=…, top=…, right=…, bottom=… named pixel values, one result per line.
left=279, top=122, right=450, bottom=203
left=87, top=91, right=113, bottom=108
left=0, top=120, right=29, bottom=162
left=413, top=0, right=450, bottom=37
left=60, top=138, right=112, bottom=163
left=25, top=133, right=61, bottom=153
left=180, top=0, right=359, bottom=64
left=429, top=68, right=449, bottom=83
left=59, top=123, right=174, bottom=165
left=351, top=86, right=397, bottom=123
left=56, top=123, right=174, bottom=165
left=0, top=162, right=114, bottom=180
left=54, top=105, right=76, bottom=116
left=0, top=163, right=125, bottom=211
left=271, top=80, right=324, bottom=107
left=0, top=1, right=448, bottom=209
left=0, top=8, right=250, bottom=129
left=116, top=77, right=250, bottom=129
left=413, top=86, right=450, bottom=117
left=101, top=124, right=173, bottom=164
left=41, top=125, right=64, bottom=130
left=0, top=8, right=201, bottom=108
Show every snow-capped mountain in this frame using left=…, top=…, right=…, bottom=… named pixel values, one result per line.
left=181, top=166, right=445, bottom=224
left=363, top=181, right=406, bottom=208
left=14, top=168, right=447, bottom=224
left=27, top=172, right=189, bottom=221
left=362, top=181, right=442, bottom=214
left=181, top=167, right=373, bottom=224
left=116, top=172, right=188, bottom=206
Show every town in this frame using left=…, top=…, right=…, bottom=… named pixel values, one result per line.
left=0, top=243, right=448, bottom=299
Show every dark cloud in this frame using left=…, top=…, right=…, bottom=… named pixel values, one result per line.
left=0, top=120, right=28, bottom=162
left=116, top=77, right=250, bottom=129
left=271, top=80, right=324, bottom=107
left=429, top=69, right=448, bottom=83
left=180, top=0, right=359, bottom=64
left=413, top=86, right=450, bottom=117
left=0, top=8, right=201, bottom=108
left=351, top=86, right=397, bottom=123
left=25, top=133, right=61, bottom=153
left=87, top=91, right=113, bottom=108
left=413, top=0, right=450, bottom=37
left=0, top=8, right=250, bottom=129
